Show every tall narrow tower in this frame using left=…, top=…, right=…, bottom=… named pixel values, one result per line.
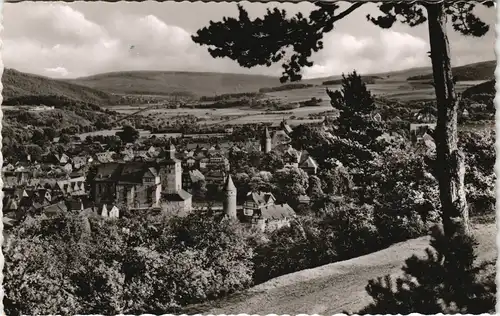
left=223, top=174, right=237, bottom=219
left=160, top=143, right=182, bottom=194
left=261, top=127, right=272, bottom=153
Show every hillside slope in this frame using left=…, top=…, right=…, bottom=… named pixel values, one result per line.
left=71, top=67, right=433, bottom=96
left=2, top=68, right=118, bottom=105
left=69, top=71, right=284, bottom=97
left=186, top=222, right=496, bottom=315
left=462, top=79, right=495, bottom=98
left=307, top=66, right=433, bottom=85
left=407, top=60, right=496, bottom=81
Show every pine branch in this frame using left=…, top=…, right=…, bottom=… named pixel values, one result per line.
left=330, top=2, right=364, bottom=23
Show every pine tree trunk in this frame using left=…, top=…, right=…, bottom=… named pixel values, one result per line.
left=426, top=3, right=470, bottom=237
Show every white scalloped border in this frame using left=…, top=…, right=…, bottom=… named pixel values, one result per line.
left=0, top=0, right=497, bottom=315
left=0, top=0, right=497, bottom=3
left=0, top=0, right=5, bottom=313
left=495, top=0, right=500, bottom=313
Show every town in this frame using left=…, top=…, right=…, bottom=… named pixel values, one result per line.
left=2, top=0, right=497, bottom=314
left=3, top=115, right=332, bottom=231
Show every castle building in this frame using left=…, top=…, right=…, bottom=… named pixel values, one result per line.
left=159, top=144, right=182, bottom=193
left=223, top=174, right=237, bottom=219
left=88, top=144, right=192, bottom=215
left=88, top=162, right=162, bottom=210
left=158, top=144, right=192, bottom=215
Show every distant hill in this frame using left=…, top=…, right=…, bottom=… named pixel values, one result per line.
left=6, top=60, right=495, bottom=104
left=69, top=67, right=441, bottom=97
left=2, top=68, right=119, bottom=105
left=310, top=61, right=496, bottom=84
left=1, top=69, right=120, bottom=145
left=407, top=60, right=496, bottom=81
left=306, top=67, right=433, bottom=85
left=462, top=79, right=495, bottom=98
left=321, top=76, right=383, bottom=86
left=68, top=71, right=284, bottom=97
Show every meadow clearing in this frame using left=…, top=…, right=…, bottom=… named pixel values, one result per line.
left=107, top=80, right=484, bottom=126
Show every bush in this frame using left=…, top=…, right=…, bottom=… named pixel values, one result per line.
left=4, top=211, right=254, bottom=315
left=252, top=216, right=336, bottom=284
left=359, top=227, right=496, bottom=314
left=321, top=202, right=380, bottom=259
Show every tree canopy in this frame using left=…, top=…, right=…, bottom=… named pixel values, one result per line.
left=193, top=0, right=495, bottom=238
left=117, top=125, right=139, bottom=144
left=192, top=2, right=494, bottom=83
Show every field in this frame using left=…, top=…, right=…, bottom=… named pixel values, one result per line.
left=108, top=80, right=484, bottom=126
left=3, top=60, right=494, bottom=132
left=66, top=60, right=495, bottom=98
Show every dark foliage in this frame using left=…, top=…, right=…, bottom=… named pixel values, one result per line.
left=360, top=227, right=496, bottom=314
left=192, top=2, right=493, bottom=83
left=407, top=60, right=495, bottom=81
left=327, top=72, right=384, bottom=148
left=116, top=125, right=140, bottom=144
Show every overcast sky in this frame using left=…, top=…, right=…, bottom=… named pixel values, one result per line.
left=2, top=1, right=496, bottom=79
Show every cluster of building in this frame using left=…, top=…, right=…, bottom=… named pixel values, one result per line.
left=3, top=119, right=322, bottom=232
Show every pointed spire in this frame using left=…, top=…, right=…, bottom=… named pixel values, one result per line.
left=169, top=143, right=176, bottom=159
left=264, top=127, right=271, bottom=139
left=224, top=174, right=236, bottom=191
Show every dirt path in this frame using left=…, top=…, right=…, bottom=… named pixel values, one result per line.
left=194, top=223, right=496, bottom=314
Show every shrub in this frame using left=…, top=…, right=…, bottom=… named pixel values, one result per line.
left=320, top=202, right=380, bottom=259
left=359, top=227, right=496, bottom=314
left=252, top=216, right=335, bottom=284
left=4, top=211, right=254, bottom=315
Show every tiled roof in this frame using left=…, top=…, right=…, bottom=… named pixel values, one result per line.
left=260, top=203, right=296, bottom=220
left=92, top=162, right=159, bottom=184
left=247, top=191, right=275, bottom=206
left=44, top=201, right=68, bottom=215
left=272, top=130, right=291, bottom=144
left=189, top=169, right=205, bottom=182
left=299, top=156, right=318, bottom=169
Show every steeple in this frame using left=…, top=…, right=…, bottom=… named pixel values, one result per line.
left=223, top=174, right=237, bottom=219
left=261, top=127, right=272, bottom=153
left=169, top=143, right=176, bottom=159
left=224, top=174, right=236, bottom=191
left=264, top=127, right=271, bottom=139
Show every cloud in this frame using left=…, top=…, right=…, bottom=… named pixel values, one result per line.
left=2, top=2, right=495, bottom=79
left=3, top=3, right=253, bottom=78
left=302, top=30, right=429, bottom=79
left=106, top=14, right=193, bottom=55
left=3, top=3, right=107, bottom=46
left=45, top=67, right=70, bottom=77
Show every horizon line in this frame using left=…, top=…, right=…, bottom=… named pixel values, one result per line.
left=5, top=58, right=495, bottom=82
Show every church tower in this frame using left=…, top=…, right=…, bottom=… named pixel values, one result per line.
left=261, top=127, right=272, bottom=153
left=159, top=143, right=182, bottom=194
left=223, top=174, right=237, bottom=219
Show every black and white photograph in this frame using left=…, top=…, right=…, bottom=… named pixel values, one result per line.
left=1, top=0, right=497, bottom=314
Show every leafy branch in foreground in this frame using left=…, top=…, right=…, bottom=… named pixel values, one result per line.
left=193, top=1, right=493, bottom=83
